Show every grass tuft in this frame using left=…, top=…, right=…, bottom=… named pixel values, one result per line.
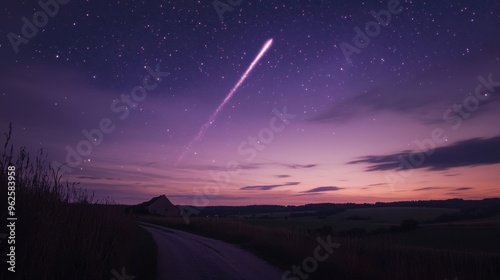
left=0, top=124, right=156, bottom=280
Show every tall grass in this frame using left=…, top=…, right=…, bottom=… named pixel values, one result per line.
left=0, top=125, right=156, bottom=280
left=139, top=216, right=500, bottom=280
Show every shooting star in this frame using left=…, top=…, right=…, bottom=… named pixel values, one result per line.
left=176, top=38, right=274, bottom=165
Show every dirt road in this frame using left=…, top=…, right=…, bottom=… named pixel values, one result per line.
left=140, top=222, right=283, bottom=280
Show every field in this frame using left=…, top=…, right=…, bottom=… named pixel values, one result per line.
left=242, top=207, right=459, bottom=232
left=243, top=207, right=500, bottom=255
left=328, top=207, right=460, bottom=223
left=242, top=207, right=459, bottom=223
left=139, top=209, right=500, bottom=280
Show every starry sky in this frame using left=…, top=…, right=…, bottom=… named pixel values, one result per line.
left=1, top=0, right=499, bottom=206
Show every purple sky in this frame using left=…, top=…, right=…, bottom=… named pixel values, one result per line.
left=1, top=0, right=499, bottom=205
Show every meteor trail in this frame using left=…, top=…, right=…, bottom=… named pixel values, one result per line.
left=176, top=38, right=274, bottom=165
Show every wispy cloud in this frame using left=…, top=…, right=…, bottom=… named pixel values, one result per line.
left=413, top=187, right=445, bottom=191
left=179, top=163, right=261, bottom=171
left=77, top=176, right=121, bottom=181
left=240, top=182, right=300, bottom=191
left=283, top=164, right=317, bottom=169
left=302, top=186, right=343, bottom=193
left=348, top=136, right=500, bottom=171
left=454, top=187, right=473, bottom=191
left=309, top=47, right=500, bottom=123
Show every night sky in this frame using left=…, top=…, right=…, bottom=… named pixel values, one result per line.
left=1, top=0, right=499, bottom=205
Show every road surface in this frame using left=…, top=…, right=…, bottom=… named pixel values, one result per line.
left=140, top=222, right=283, bottom=280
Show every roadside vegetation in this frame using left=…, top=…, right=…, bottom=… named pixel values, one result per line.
left=0, top=125, right=156, bottom=280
